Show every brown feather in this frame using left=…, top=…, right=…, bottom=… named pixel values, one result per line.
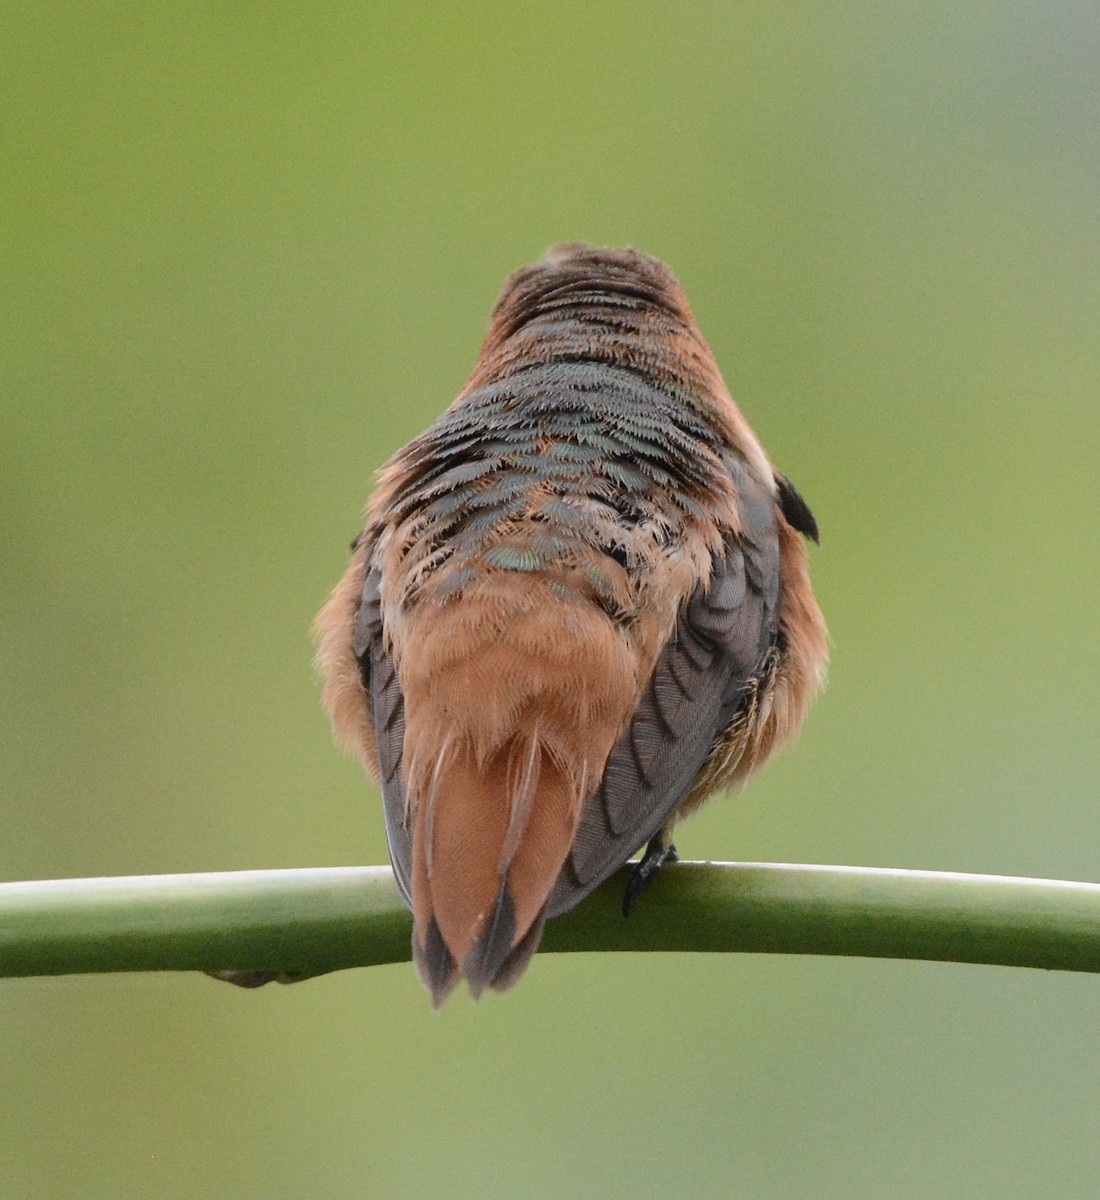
left=315, top=544, right=377, bottom=776
left=397, top=579, right=638, bottom=1002
left=315, top=242, right=827, bottom=1002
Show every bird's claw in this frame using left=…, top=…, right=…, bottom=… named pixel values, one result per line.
left=622, top=840, right=679, bottom=917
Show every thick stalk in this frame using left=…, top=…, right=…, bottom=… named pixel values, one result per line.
left=1, top=862, right=1099, bottom=980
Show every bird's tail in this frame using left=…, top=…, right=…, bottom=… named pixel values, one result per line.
left=407, top=732, right=584, bottom=1005
left=396, top=580, right=638, bottom=1005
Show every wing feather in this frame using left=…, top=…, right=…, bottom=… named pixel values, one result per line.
left=354, top=562, right=413, bottom=904
left=548, top=523, right=781, bottom=916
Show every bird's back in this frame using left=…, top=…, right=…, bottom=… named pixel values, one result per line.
left=316, top=245, right=827, bottom=1004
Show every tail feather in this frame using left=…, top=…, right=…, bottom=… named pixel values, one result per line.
left=463, top=884, right=519, bottom=999
left=487, top=904, right=548, bottom=994
left=498, top=732, right=542, bottom=871
left=408, top=735, right=582, bottom=998
left=413, top=914, right=460, bottom=1009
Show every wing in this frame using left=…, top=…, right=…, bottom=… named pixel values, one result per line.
left=548, top=486, right=782, bottom=917
left=353, top=560, right=413, bottom=905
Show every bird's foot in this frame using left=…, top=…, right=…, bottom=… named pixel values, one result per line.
left=622, top=840, right=679, bottom=917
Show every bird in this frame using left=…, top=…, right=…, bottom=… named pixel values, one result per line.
left=315, top=243, right=827, bottom=1006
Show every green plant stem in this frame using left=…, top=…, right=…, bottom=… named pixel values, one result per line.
left=2, top=862, right=1100, bottom=981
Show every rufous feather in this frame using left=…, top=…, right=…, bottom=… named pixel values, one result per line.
left=315, top=243, right=827, bottom=1003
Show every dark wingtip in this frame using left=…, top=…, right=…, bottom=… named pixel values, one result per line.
left=775, top=473, right=820, bottom=544
left=413, top=916, right=460, bottom=1009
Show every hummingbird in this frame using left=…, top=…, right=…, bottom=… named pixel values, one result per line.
left=316, top=243, right=827, bottom=1005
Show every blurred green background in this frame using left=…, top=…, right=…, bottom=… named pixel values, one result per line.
left=4, top=3, right=1099, bottom=1197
